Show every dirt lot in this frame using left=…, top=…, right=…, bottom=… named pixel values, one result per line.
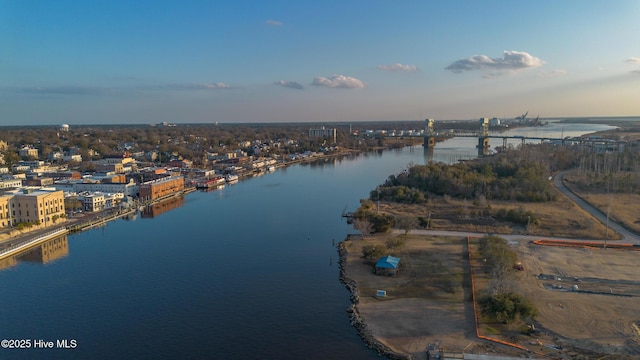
left=343, top=234, right=640, bottom=359
left=514, top=240, right=640, bottom=355
left=344, top=235, right=474, bottom=359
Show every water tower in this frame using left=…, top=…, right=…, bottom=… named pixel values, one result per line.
left=60, top=124, right=70, bottom=132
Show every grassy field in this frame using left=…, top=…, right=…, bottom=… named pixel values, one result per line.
left=564, top=171, right=640, bottom=234
left=377, top=185, right=620, bottom=240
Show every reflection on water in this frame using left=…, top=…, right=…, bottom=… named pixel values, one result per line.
left=0, top=121, right=618, bottom=359
left=0, top=235, right=69, bottom=270
left=141, top=196, right=185, bottom=218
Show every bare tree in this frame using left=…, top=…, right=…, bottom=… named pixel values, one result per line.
left=352, top=218, right=373, bottom=238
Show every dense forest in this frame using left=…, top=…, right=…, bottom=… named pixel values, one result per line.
left=372, top=143, right=640, bottom=205
left=375, top=151, right=560, bottom=203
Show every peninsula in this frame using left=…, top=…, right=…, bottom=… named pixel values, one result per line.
left=340, top=124, right=640, bottom=359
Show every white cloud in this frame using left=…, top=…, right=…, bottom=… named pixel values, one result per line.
left=377, top=63, right=419, bottom=72
left=164, top=82, right=231, bottom=90
left=15, top=85, right=109, bottom=95
left=625, top=57, right=640, bottom=64
left=265, top=19, right=283, bottom=26
left=539, top=69, right=567, bottom=77
left=274, top=80, right=303, bottom=90
left=312, top=74, right=365, bottom=89
left=445, top=50, right=544, bottom=75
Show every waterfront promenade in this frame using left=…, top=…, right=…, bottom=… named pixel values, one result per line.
left=0, top=186, right=197, bottom=260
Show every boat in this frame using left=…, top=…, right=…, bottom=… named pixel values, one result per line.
left=195, top=177, right=226, bottom=189
left=225, top=174, right=239, bottom=182
left=266, top=166, right=276, bottom=172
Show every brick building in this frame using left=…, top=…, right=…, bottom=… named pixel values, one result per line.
left=139, top=176, right=184, bottom=201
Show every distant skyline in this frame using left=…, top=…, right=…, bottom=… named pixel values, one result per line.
left=1, top=0, right=639, bottom=126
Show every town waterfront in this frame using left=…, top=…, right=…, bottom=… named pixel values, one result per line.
left=0, top=121, right=615, bottom=359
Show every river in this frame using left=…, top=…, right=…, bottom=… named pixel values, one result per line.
left=0, top=121, right=615, bottom=359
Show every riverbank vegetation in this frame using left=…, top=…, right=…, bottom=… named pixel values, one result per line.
left=352, top=142, right=638, bottom=239
left=377, top=150, right=562, bottom=203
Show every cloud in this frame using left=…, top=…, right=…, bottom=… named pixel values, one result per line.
left=274, top=80, right=303, bottom=90
left=539, top=69, right=567, bottom=77
left=265, top=19, right=283, bottom=26
left=161, top=82, right=231, bottom=90
left=625, top=57, right=640, bottom=64
left=632, top=70, right=640, bottom=75
left=377, top=63, right=419, bottom=72
left=14, top=85, right=110, bottom=95
left=445, top=50, right=544, bottom=75
left=8, top=82, right=233, bottom=96
left=312, top=74, right=365, bottom=89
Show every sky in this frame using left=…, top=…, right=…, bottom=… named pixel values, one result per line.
left=1, top=0, right=639, bottom=126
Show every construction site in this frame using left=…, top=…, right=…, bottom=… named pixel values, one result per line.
left=341, top=232, right=640, bottom=359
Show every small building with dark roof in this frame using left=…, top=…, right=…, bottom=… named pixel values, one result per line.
left=375, top=255, right=400, bottom=276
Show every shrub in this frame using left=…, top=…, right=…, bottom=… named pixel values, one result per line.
left=479, top=291, right=537, bottom=324
left=362, top=245, right=387, bottom=264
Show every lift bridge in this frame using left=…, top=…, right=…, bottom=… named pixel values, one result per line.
left=423, top=118, right=625, bottom=157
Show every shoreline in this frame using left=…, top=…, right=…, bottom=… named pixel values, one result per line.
left=337, top=241, right=409, bottom=360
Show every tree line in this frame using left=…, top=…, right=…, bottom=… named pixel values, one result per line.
left=376, top=151, right=559, bottom=203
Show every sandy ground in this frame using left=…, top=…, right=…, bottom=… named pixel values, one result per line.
left=344, top=235, right=515, bottom=359
left=343, top=234, right=640, bottom=359
left=514, top=241, right=640, bottom=355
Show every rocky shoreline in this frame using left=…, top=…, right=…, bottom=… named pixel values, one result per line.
left=337, top=241, right=410, bottom=360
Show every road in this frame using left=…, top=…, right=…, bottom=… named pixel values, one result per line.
left=553, top=171, right=640, bottom=245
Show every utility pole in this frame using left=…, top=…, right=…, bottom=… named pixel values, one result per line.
left=605, top=197, right=612, bottom=248
left=377, top=186, right=380, bottom=213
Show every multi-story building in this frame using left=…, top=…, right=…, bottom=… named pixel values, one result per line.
left=168, top=159, right=193, bottom=168
left=0, top=179, right=23, bottom=189
left=63, top=154, right=82, bottom=162
left=18, top=146, right=39, bottom=158
left=18, top=160, right=45, bottom=169
left=308, top=127, right=337, bottom=143
left=72, top=179, right=138, bottom=197
left=0, top=194, right=11, bottom=228
left=96, top=162, right=124, bottom=173
left=139, top=176, right=184, bottom=201
left=23, top=177, right=54, bottom=187
left=79, top=193, right=105, bottom=212
left=1, top=189, right=66, bottom=229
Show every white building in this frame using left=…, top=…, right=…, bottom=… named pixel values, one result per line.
left=308, top=127, right=337, bottom=143
left=63, top=154, right=83, bottom=162
left=0, top=179, right=23, bottom=189
left=73, top=180, right=139, bottom=198
left=78, top=193, right=105, bottom=212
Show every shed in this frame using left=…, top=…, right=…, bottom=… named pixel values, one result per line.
left=375, top=255, right=400, bottom=276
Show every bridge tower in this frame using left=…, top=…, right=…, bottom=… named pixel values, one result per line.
left=477, top=117, right=490, bottom=156
left=423, top=118, right=436, bottom=148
